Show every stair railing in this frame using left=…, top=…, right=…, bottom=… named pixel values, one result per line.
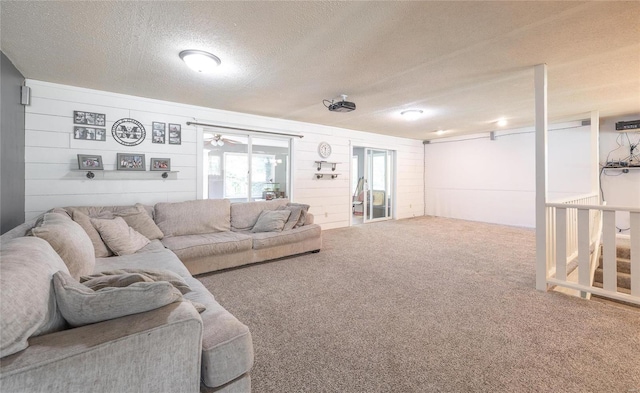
left=544, top=194, right=639, bottom=305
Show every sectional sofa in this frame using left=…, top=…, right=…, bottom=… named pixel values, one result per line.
left=0, top=198, right=321, bottom=393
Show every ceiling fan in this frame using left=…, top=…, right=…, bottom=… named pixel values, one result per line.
left=203, top=133, right=241, bottom=148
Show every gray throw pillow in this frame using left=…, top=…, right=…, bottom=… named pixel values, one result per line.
left=251, top=210, right=291, bottom=233
left=31, top=212, right=96, bottom=280
left=70, top=209, right=114, bottom=258
left=53, top=271, right=183, bottom=327
left=113, top=204, right=164, bottom=240
left=90, top=217, right=150, bottom=256
left=287, top=203, right=310, bottom=227
left=276, top=205, right=303, bottom=231
left=81, top=268, right=192, bottom=295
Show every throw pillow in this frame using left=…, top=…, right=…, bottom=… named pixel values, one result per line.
left=31, top=212, right=96, bottom=280
left=53, top=270, right=183, bottom=327
left=287, top=203, right=310, bottom=227
left=113, top=204, right=164, bottom=240
left=251, top=210, right=291, bottom=233
left=81, top=268, right=192, bottom=294
left=0, top=237, right=70, bottom=357
left=276, top=205, right=303, bottom=231
left=90, top=217, right=150, bottom=256
left=69, top=209, right=114, bottom=258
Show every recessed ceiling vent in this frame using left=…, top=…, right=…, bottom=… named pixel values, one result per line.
left=324, top=94, right=356, bottom=112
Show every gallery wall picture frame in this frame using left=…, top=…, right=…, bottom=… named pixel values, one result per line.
left=77, top=154, right=104, bottom=170
left=150, top=158, right=171, bottom=171
left=152, top=122, right=166, bottom=144
left=74, top=126, right=106, bottom=141
left=74, top=111, right=106, bottom=126
left=117, top=153, right=146, bottom=171
left=168, top=123, right=181, bottom=145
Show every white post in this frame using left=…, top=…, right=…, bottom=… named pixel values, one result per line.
left=631, top=212, right=640, bottom=297
left=590, top=111, right=600, bottom=201
left=578, top=208, right=591, bottom=298
left=602, top=210, right=617, bottom=292
left=535, top=64, right=549, bottom=291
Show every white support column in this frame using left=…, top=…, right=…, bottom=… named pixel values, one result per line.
left=590, top=111, right=600, bottom=201
left=535, top=64, right=549, bottom=291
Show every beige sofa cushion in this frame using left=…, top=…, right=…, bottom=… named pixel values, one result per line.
left=31, top=212, right=96, bottom=280
left=69, top=209, right=114, bottom=258
left=249, top=224, right=322, bottom=250
left=155, top=199, right=231, bottom=237
left=53, top=271, right=183, bottom=327
left=161, top=232, right=253, bottom=261
left=114, top=204, right=164, bottom=240
left=91, top=217, right=150, bottom=256
left=0, top=237, right=70, bottom=357
left=230, top=199, right=289, bottom=231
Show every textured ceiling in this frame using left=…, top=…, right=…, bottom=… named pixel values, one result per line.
left=1, top=1, right=639, bottom=139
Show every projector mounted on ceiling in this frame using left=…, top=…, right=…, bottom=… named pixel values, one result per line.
left=324, top=94, right=356, bottom=112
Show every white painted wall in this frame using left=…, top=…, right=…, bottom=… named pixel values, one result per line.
left=599, top=114, right=640, bottom=234
left=24, top=80, right=424, bottom=229
left=424, top=122, right=593, bottom=228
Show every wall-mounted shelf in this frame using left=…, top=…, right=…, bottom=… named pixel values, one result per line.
left=314, top=173, right=340, bottom=179
left=314, top=161, right=338, bottom=171
left=313, top=161, right=340, bottom=179
left=70, top=170, right=179, bottom=180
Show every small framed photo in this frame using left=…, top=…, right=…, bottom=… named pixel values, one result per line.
left=168, top=123, right=181, bottom=145
left=117, top=153, right=146, bottom=171
left=74, top=126, right=106, bottom=141
left=152, top=122, right=166, bottom=144
left=77, top=154, right=104, bottom=170
left=150, top=158, right=171, bottom=171
left=74, top=111, right=106, bottom=126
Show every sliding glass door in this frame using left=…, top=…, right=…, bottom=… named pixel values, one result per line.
left=203, top=130, right=290, bottom=202
left=363, top=148, right=393, bottom=222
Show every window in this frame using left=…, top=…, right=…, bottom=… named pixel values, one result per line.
left=203, top=132, right=291, bottom=202
left=224, top=153, right=276, bottom=199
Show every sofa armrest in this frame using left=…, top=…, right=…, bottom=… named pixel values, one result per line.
left=1, top=301, right=203, bottom=393
left=305, top=212, right=315, bottom=225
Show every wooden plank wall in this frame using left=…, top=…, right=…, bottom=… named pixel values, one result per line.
left=24, top=80, right=425, bottom=229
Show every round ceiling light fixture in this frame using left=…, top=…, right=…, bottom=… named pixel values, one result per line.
left=179, top=50, right=221, bottom=73
left=400, top=109, right=424, bottom=121
left=496, top=118, right=508, bottom=127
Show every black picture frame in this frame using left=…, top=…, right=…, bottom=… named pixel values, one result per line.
left=74, top=126, right=106, bottom=141
left=168, top=123, right=181, bottom=145
left=74, top=111, right=106, bottom=126
left=77, top=154, right=104, bottom=170
left=117, top=153, right=146, bottom=171
left=152, top=122, right=166, bottom=144
left=150, top=158, right=171, bottom=171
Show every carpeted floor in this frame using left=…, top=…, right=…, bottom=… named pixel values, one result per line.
left=197, top=216, right=640, bottom=393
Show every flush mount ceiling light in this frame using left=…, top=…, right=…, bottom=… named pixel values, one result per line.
left=400, top=109, right=424, bottom=121
left=496, top=118, right=508, bottom=127
left=179, top=50, right=221, bottom=73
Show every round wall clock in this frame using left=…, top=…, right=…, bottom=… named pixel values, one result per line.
left=318, top=141, right=332, bottom=159
left=112, top=118, right=146, bottom=146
